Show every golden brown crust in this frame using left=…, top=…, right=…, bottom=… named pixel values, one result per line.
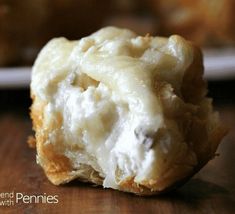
left=119, top=177, right=155, bottom=195
left=30, top=96, right=104, bottom=186
left=27, top=136, right=36, bottom=148
left=31, top=97, right=73, bottom=185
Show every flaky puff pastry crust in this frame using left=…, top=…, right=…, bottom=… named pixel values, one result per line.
left=30, top=27, right=226, bottom=195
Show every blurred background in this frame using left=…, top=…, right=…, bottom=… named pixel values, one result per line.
left=0, top=0, right=235, bottom=109
left=1, top=0, right=235, bottom=65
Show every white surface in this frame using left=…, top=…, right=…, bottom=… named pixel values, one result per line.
left=0, top=67, right=31, bottom=88
left=0, top=48, right=235, bottom=88
left=203, top=48, right=235, bottom=80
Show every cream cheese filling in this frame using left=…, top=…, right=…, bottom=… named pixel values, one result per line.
left=31, top=26, right=198, bottom=189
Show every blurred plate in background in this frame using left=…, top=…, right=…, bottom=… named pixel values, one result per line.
left=203, top=48, right=235, bottom=81
left=0, top=67, right=31, bottom=88
left=0, top=48, right=235, bottom=88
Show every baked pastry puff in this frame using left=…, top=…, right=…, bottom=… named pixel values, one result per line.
left=30, top=27, right=226, bottom=195
left=149, top=0, right=235, bottom=46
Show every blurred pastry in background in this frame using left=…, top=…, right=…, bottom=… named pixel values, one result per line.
left=110, top=0, right=147, bottom=14
left=2, top=0, right=235, bottom=67
left=0, top=0, right=110, bottom=66
left=105, top=0, right=157, bottom=36
left=148, top=0, right=235, bottom=46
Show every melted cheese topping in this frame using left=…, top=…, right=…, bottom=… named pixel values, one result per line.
left=31, top=27, right=198, bottom=189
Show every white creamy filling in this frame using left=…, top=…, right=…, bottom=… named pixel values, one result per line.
left=31, top=27, right=197, bottom=189
left=50, top=73, right=158, bottom=188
